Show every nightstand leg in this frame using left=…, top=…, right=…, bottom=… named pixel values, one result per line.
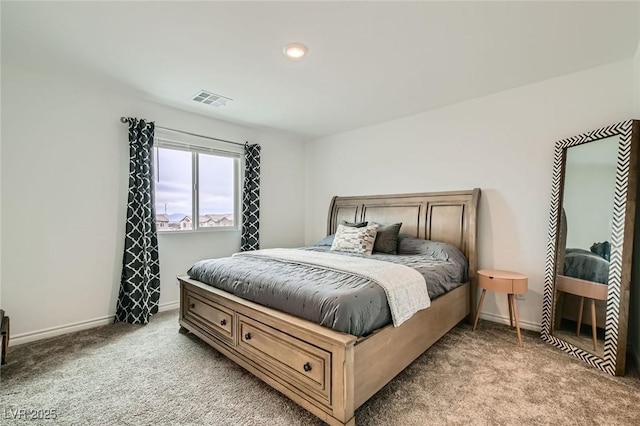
left=577, top=296, right=584, bottom=337
left=473, top=289, right=487, bottom=331
left=508, top=294, right=514, bottom=327
left=591, top=299, right=597, bottom=352
left=511, top=296, right=523, bottom=347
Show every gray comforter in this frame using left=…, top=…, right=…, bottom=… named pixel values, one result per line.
left=187, top=237, right=467, bottom=336
left=564, top=248, right=609, bottom=284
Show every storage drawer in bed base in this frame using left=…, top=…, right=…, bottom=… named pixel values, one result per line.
left=237, top=313, right=332, bottom=407
left=183, top=290, right=235, bottom=345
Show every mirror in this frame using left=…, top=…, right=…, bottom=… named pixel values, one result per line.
left=542, top=120, right=639, bottom=376
left=553, top=136, right=617, bottom=357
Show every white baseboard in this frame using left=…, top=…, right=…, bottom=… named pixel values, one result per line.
left=158, top=301, right=180, bottom=311
left=478, top=311, right=541, bottom=333
left=9, top=301, right=180, bottom=346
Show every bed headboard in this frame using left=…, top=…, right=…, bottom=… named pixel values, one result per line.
left=327, top=188, right=481, bottom=285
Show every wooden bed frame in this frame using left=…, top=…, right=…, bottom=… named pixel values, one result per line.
left=178, top=188, right=480, bottom=425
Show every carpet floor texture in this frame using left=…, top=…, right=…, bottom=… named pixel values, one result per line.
left=1, top=310, right=639, bottom=425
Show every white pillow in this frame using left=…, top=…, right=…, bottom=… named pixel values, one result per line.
left=330, top=223, right=379, bottom=255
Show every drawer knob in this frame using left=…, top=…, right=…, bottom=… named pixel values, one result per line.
left=189, top=303, right=195, bottom=309
left=220, top=319, right=227, bottom=326
left=303, top=362, right=312, bottom=372
left=244, top=333, right=252, bottom=340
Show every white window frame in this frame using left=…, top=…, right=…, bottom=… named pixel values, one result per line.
left=154, top=128, right=243, bottom=233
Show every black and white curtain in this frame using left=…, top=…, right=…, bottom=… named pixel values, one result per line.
left=241, top=143, right=261, bottom=251
left=115, top=117, right=160, bottom=324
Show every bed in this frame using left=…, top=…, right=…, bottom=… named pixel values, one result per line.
left=178, top=189, right=480, bottom=425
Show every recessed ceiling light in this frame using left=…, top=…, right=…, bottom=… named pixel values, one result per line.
left=283, top=43, right=308, bottom=60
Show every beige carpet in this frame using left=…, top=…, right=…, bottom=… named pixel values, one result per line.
left=1, top=310, right=639, bottom=425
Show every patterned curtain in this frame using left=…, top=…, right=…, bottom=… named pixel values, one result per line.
left=241, top=143, right=261, bottom=251
left=115, top=117, right=160, bottom=324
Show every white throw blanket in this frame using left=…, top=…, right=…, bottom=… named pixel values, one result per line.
left=233, top=248, right=431, bottom=327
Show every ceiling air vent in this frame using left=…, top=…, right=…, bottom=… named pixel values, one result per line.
left=192, top=90, right=232, bottom=107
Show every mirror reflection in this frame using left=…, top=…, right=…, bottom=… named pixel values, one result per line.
left=553, top=135, right=619, bottom=356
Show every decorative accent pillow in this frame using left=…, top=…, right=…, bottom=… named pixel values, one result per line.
left=330, top=224, right=379, bottom=255
left=314, top=221, right=369, bottom=247
left=371, top=222, right=402, bottom=254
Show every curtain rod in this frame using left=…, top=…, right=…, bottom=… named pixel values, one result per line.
left=120, top=116, right=245, bottom=147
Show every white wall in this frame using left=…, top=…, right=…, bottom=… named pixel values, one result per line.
left=1, top=63, right=306, bottom=343
left=305, top=60, right=635, bottom=330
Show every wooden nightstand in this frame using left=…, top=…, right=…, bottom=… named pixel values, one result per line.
left=473, top=269, right=528, bottom=347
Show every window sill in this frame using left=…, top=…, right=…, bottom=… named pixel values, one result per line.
left=157, top=228, right=240, bottom=235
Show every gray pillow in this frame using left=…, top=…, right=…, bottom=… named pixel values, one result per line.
left=397, top=234, right=466, bottom=262
left=397, top=234, right=468, bottom=281
left=590, top=241, right=611, bottom=261
left=340, top=220, right=368, bottom=228
left=371, top=222, right=402, bottom=254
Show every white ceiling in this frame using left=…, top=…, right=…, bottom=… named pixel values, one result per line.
left=3, top=1, right=639, bottom=139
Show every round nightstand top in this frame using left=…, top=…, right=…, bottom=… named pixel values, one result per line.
left=478, top=269, right=527, bottom=281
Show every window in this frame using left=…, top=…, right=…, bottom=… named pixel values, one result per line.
left=153, top=130, right=241, bottom=232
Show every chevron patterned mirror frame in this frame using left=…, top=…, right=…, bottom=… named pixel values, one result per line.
left=541, top=119, right=639, bottom=376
